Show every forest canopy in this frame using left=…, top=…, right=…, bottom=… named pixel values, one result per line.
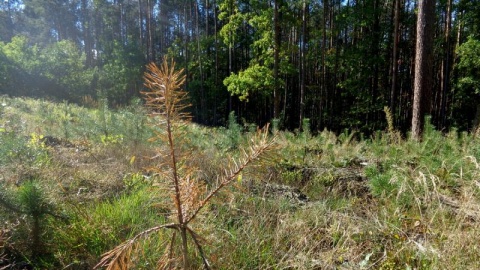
left=0, top=0, right=479, bottom=134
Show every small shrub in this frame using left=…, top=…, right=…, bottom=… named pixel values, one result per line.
left=365, top=165, right=398, bottom=197
left=0, top=179, right=63, bottom=267
left=60, top=101, right=74, bottom=140
left=225, top=110, right=243, bottom=150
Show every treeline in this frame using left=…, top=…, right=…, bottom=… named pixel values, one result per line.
left=0, top=0, right=479, bottom=133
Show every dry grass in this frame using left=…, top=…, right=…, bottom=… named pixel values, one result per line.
left=0, top=228, right=12, bottom=269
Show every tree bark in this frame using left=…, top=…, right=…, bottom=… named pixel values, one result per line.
left=145, top=0, right=155, bottom=62
left=195, top=1, right=206, bottom=123
left=299, top=0, right=307, bottom=129
left=321, top=0, right=328, bottom=128
left=81, top=0, right=94, bottom=67
left=370, top=0, right=380, bottom=129
left=390, top=0, right=400, bottom=118
left=412, top=0, right=435, bottom=140
left=213, top=0, right=219, bottom=124
left=439, top=0, right=452, bottom=129
left=273, top=0, right=281, bottom=119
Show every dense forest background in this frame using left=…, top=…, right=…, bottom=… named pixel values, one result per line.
left=0, top=0, right=479, bottom=134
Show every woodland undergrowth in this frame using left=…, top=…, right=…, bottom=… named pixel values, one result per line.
left=0, top=72, right=480, bottom=269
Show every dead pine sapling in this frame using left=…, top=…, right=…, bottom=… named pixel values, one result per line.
left=95, top=57, right=276, bottom=270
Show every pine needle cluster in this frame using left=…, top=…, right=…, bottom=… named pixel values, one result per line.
left=95, top=57, right=276, bottom=269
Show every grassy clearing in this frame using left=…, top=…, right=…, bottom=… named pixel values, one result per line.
left=1, top=95, right=480, bottom=269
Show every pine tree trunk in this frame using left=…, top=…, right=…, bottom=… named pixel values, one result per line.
left=299, top=0, right=307, bottom=129
left=412, top=0, right=435, bottom=140
left=390, top=0, right=400, bottom=118
left=146, top=0, right=155, bottom=62
left=273, top=0, right=281, bottom=119
left=440, top=0, right=452, bottom=129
